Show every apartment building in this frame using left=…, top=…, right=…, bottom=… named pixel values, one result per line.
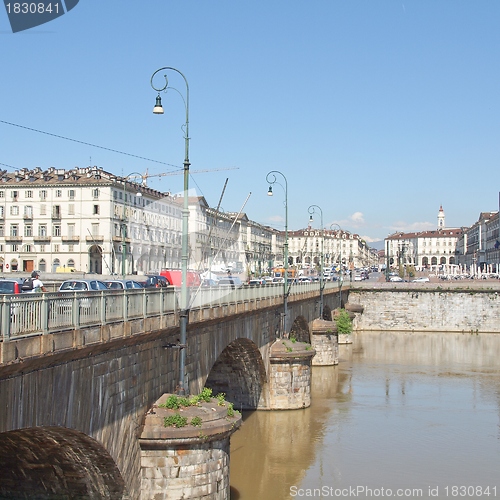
left=0, top=166, right=182, bottom=275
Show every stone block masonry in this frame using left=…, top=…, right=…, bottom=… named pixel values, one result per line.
left=348, top=289, right=500, bottom=333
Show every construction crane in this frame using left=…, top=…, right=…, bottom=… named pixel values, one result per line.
left=124, top=167, right=239, bottom=186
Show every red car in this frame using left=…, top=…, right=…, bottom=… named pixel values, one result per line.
left=0, top=279, right=22, bottom=294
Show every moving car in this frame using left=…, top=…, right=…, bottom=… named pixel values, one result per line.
left=104, top=280, right=144, bottom=289
left=0, top=279, right=22, bottom=294
left=412, top=277, right=430, bottom=283
left=142, top=275, right=169, bottom=288
left=58, top=279, right=108, bottom=291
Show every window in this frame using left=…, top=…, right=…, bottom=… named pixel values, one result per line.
left=11, top=244, right=18, bottom=252
left=67, top=223, right=75, bottom=237
left=25, top=190, right=33, bottom=198
left=24, top=225, right=33, bottom=237
left=93, top=188, right=100, bottom=198
left=24, top=206, right=33, bottom=218
left=10, top=206, right=19, bottom=216
left=40, top=245, right=45, bottom=252
left=10, top=224, right=19, bottom=236
left=39, top=259, right=46, bottom=272
left=53, top=224, right=61, bottom=237
left=68, top=204, right=75, bottom=215
left=53, top=205, right=61, bottom=218
left=69, top=189, right=75, bottom=200
left=91, top=223, right=99, bottom=236
left=23, top=244, right=34, bottom=253
left=56, top=190, right=62, bottom=197
left=40, top=190, right=47, bottom=200
left=54, top=244, right=60, bottom=253
left=11, top=191, right=18, bottom=199
left=68, top=244, right=74, bottom=252
left=0, top=206, right=3, bottom=218
left=0, top=191, right=4, bottom=198
left=39, top=224, right=47, bottom=237
left=0, top=225, right=3, bottom=237
left=40, top=204, right=46, bottom=216
left=93, top=205, right=100, bottom=215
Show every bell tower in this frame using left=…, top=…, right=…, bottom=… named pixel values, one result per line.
left=437, top=205, right=445, bottom=230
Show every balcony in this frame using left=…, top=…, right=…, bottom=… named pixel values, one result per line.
left=33, top=236, right=51, bottom=242
left=62, top=236, right=80, bottom=243
left=51, top=211, right=62, bottom=220
left=86, top=235, right=104, bottom=242
left=23, top=214, right=33, bottom=220
left=5, top=236, right=22, bottom=242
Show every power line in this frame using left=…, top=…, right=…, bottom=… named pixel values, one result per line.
left=0, top=119, right=182, bottom=169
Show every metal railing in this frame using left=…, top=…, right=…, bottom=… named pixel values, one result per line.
left=0, top=281, right=338, bottom=341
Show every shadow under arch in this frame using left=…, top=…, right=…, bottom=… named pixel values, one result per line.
left=323, top=304, right=333, bottom=321
left=0, top=426, right=125, bottom=499
left=204, top=338, right=267, bottom=410
left=289, top=315, right=310, bottom=343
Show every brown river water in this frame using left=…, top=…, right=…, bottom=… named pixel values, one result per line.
left=230, top=331, right=500, bottom=500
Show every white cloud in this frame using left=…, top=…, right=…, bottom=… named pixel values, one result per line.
left=388, top=221, right=435, bottom=233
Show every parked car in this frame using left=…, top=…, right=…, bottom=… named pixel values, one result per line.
left=58, top=279, right=108, bottom=291
left=390, top=276, right=404, bottom=282
left=218, top=276, right=242, bottom=288
left=412, top=277, right=430, bottom=283
left=354, top=274, right=363, bottom=282
left=142, top=275, right=170, bottom=288
left=0, top=279, right=22, bottom=294
left=248, top=278, right=266, bottom=285
left=104, top=280, right=144, bottom=290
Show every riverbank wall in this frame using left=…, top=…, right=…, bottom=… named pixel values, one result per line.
left=347, top=288, right=500, bottom=333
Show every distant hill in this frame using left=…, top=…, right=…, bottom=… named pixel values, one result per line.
left=369, top=240, right=385, bottom=251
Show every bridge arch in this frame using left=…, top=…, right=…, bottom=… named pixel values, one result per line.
left=204, top=338, right=267, bottom=410
left=0, top=426, right=125, bottom=499
left=289, top=315, right=310, bottom=343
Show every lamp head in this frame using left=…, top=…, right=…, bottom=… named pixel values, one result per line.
left=309, top=214, right=313, bottom=223
left=153, top=94, right=164, bottom=114
left=267, top=186, right=273, bottom=196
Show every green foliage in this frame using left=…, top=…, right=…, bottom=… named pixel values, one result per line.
left=164, top=414, right=188, bottom=428
left=227, top=402, right=235, bottom=417
left=216, top=393, right=226, bottom=406
left=190, top=416, right=203, bottom=427
left=159, top=395, right=181, bottom=410
left=334, top=309, right=353, bottom=335
left=199, top=387, right=213, bottom=402
left=178, top=397, right=191, bottom=407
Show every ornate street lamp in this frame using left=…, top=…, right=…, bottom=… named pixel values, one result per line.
left=151, top=66, right=190, bottom=395
left=266, top=170, right=288, bottom=337
left=330, top=223, right=343, bottom=308
left=308, top=205, right=324, bottom=319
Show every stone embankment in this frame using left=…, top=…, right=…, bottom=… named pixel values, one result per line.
left=347, top=282, right=500, bottom=333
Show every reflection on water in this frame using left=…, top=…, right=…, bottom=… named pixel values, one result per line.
left=230, top=332, right=500, bottom=499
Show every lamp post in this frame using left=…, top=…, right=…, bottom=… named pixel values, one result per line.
left=330, top=223, right=344, bottom=308
left=266, top=170, right=288, bottom=337
left=151, top=66, right=190, bottom=395
left=121, top=173, right=143, bottom=278
left=308, top=205, right=324, bottom=319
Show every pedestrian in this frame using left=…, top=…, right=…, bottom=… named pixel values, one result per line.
left=24, top=271, right=48, bottom=293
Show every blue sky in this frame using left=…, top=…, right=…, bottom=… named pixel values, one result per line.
left=1, top=1, right=499, bottom=244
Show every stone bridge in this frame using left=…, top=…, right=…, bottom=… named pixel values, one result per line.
left=0, top=285, right=345, bottom=499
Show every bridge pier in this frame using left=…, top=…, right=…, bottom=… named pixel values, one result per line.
left=139, top=393, right=242, bottom=500
left=268, top=340, right=315, bottom=409
left=310, top=318, right=339, bottom=366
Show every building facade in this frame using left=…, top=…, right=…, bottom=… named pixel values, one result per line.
left=384, top=206, right=462, bottom=271
left=0, top=166, right=182, bottom=275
